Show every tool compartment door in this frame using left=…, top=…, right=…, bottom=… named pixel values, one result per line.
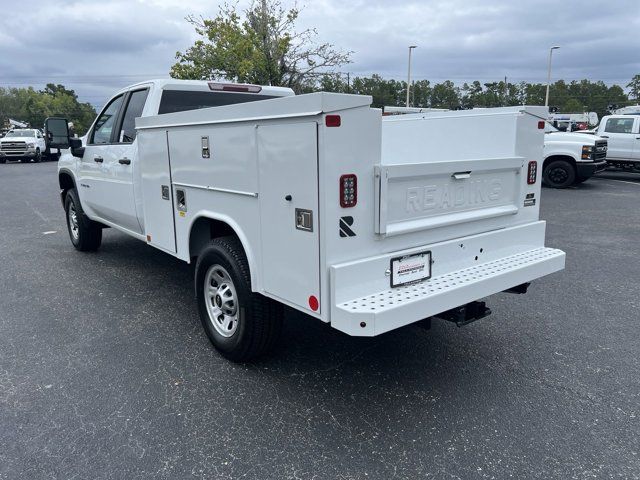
left=138, top=129, right=177, bottom=253
left=258, top=122, right=320, bottom=313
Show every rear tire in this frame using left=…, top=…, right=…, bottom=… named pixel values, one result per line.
left=195, top=236, right=283, bottom=362
left=542, top=159, right=576, bottom=188
left=64, top=188, right=102, bottom=252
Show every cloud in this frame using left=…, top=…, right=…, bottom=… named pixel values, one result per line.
left=0, top=0, right=638, bottom=108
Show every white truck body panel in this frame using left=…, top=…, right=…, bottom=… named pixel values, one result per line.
left=134, top=95, right=564, bottom=333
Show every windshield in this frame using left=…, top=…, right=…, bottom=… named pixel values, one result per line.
left=7, top=130, right=36, bottom=138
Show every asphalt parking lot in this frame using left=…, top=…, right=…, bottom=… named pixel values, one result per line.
left=1, top=162, right=639, bottom=479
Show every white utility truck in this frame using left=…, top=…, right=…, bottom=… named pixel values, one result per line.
left=46, top=79, right=565, bottom=361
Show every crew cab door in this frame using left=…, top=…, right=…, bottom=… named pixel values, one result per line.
left=601, top=117, right=638, bottom=160
left=80, top=89, right=148, bottom=234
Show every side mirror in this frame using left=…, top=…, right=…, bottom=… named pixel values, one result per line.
left=44, top=117, right=70, bottom=149
left=69, top=137, right=85, bottom=158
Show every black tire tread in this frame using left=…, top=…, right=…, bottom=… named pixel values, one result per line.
left=65, top=188, right=102, bottom=252
left=196, top=236, right=282, bottom=362
left=543, top=159, right=576, bottom=188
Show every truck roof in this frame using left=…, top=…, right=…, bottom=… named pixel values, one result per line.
left=115, top=79, right=295, bottom=98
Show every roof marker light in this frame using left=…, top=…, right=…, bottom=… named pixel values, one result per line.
left=208, top=82, right=262, bottom=93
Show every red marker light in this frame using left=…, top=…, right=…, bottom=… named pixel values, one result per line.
left=308, top=295, right=319, bottom=311
left=325, top=115, right=341, bottom=127
left=538, top=120, right=545, bottom=129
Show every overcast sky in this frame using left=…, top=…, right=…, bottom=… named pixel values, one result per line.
left=1, top=0, right=638, bottom=109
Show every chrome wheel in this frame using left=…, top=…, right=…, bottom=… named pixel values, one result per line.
left=204, top=264, right=238, bottom=338
left=68, top=203, right=79, bottom=241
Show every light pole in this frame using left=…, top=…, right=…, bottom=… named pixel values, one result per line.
left=545, top=46, right=560, bottom=107
left=406, top=45, right=417, bottom=107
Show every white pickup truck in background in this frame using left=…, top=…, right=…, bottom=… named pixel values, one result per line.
left=45, top=79, right=565, bottom=361
left=589, top=115, right=640, bottom=171
left=0, top=128, right=47, bottom=163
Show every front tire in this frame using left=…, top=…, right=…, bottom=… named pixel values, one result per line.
left=195, top=237, right=283, bottom=362
left=64, top=188, right=102, bottom=251
left=34, top=149, right=42, bottom=163
left=543, top=159, right=576, bottom=188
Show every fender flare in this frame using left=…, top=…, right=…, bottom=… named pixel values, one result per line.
left=187, top=211, right=260, bottom=291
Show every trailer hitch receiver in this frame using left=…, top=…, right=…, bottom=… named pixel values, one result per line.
left=435, top=301, right=492, bottom=327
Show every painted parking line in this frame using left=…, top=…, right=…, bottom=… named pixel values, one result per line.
left=593, top=177, right=640, bottom=187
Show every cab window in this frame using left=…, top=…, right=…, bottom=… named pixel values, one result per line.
left=118, top=89, right=149, bottom=143
left=90, top=95, right=125, bottom=144
left=604, top=118, right=635, bottom=134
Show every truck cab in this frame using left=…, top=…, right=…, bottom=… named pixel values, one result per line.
left=542, top=123, right=608, bottom=188
left=594, top=115, right=640, bottom=171
left=55, top=80, right=293, bottom=234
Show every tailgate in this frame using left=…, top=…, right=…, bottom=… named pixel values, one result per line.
left=375, top=156, right=523, bottom=236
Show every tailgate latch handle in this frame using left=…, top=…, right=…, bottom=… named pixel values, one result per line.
left=452, top=171, right=471, bottom=180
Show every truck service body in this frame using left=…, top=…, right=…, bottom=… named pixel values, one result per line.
left=49, top=79, right=565, bottom=360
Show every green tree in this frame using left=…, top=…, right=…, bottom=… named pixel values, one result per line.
left=171, top=0, right=351, bottom=92
left=0, top=84, right=96, bottom=135
left=627, top=74, right=640, bottom=101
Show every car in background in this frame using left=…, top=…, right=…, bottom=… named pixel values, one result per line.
left=0, top=129, right=47, bottom=163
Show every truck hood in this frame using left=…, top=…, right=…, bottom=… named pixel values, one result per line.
left=545, top=131, right=603, bottom=145
left=1, top=135, right=34, bottom=143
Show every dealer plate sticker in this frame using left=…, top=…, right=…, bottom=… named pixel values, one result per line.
left=391, top=251, right=432, bottom=288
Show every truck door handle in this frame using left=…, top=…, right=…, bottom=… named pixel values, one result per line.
left=94, top=156, right=103, bottom=163
left=119, top=158, right=131, bottom=165
left=452, top=171, right=471, bottom=180
left=600, top=135, right=609, bottom=139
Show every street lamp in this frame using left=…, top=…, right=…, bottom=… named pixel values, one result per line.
left=406, top=45, right=417, bottom=107
left=545, top=46, right=560, bottom=107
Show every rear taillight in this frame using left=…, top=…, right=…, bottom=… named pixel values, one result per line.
left=538, top=121, right=545, bottom=129
left=340, top=174, right=357, bottom=208
left=527, top=161, right=537, bottom=184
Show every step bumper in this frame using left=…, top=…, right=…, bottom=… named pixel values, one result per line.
left=330, top=242, right=565, bottom=336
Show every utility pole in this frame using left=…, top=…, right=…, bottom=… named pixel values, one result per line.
left=504, top=76, right=508, bottom=106
left=545, top=46, right=560, bottom=107
left=406, top=45, right=417, bottom=107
